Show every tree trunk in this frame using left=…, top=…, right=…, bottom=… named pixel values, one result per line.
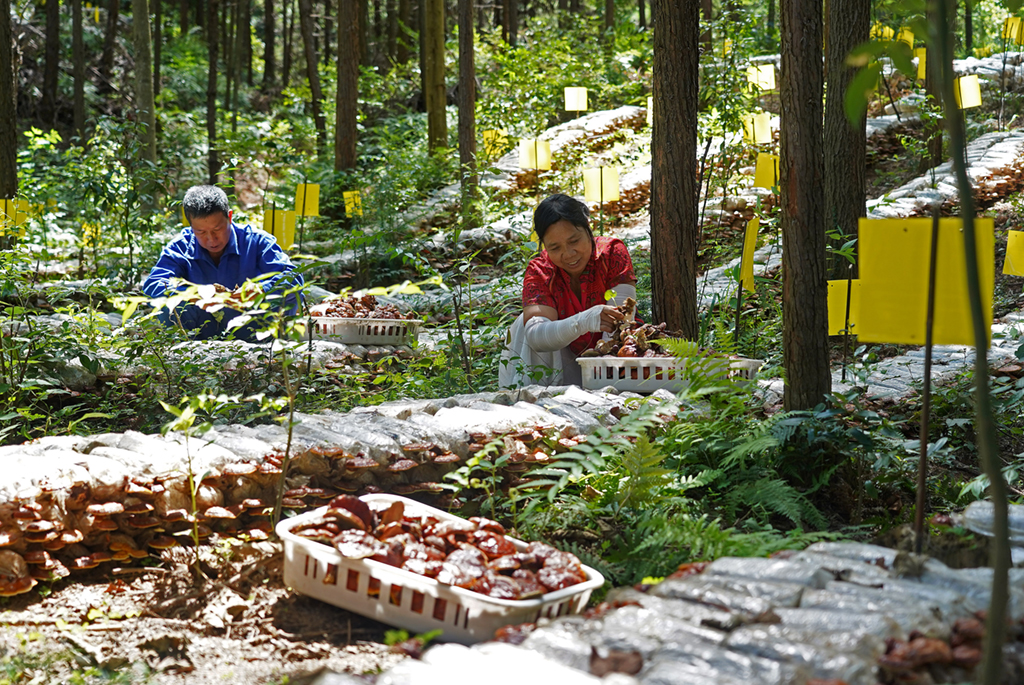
left=154, top=0, right=163, bottom=97
left=603, top=0, right=613, bottom=35
left=924, top=3, right=943, bottom=168
left=964, top=0, right=972, bottom=56
left=99, top=0, right=121, bottom=90
left=650, top=0, right=699, bottom=340
left=133, top=0, right=158, bottom=163
left=224, top=0, right=236, bottom=109
left=823, top=0, right=867, bottom=280
left=335, top=0, right=358, bottom=171
left=180, top=0, right=189, bottom=36
left=263, top=0, right=277, bottom=91
left=767, top=0, right=774, bottom=34
left=72, top=0, right=85, bottom=140
left=386, top=0, right=396, bottom=60
left=637, top=0, right=644, bottom=29
left=780, top=0, right=829, bottom=410
left=323, top=0, right=332, bottom=67
left=423, top=0, right=446, bottom=152
left=458, top=0, right=476, bottom=227
left=233, top=0, right=247, bottom=104
left=359, top=0, right=369, bottom=65
left=282, top=0, right=294, bottom=87
left=41, top=0, right=59, bottom=126
left=396, top=0, right=409, bottom=62
left=0, top=0, right=16, bottom=198
left=297, top=0, right=326, bottom=151
left=244, top=0, right=252, bottom=83
left=699, top=0, right=710, bottom=54
left=207, top=0, right=220, bottom=183
left=502, top=0, right=517, bottom=46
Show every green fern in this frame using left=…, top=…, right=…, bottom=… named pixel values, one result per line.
left=615, top=434, right=673, bottom=508
left=725, top=476, right=827, bottom=529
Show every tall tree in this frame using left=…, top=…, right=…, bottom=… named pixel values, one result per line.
left=180, top=0, right=189, bottom=36
left=637, top=0, right=644, bottom=29
left=386, top=0, right=396, bottom=60
left=335, top=0, right=358, bottom=171
left=502, top=0, right=517, bottom=45
left=423, top=0, right=446, bottom=152
left=0, top=0, right=16, bottom=198
left=72, top=0, right=85, bottom=140
left=262, top=0, right=277, bottom=91
left=603, top=0, right=613, bottom=35
left=323, top=0, right=332, bottom=67
left=41, top=0, right=60, bottom=126
left=650, top=0, right=699, bottom=340
left=154, top=0, right=163, bottom=97
left=780, top=0, right=829, bottom=410
left=699, top=0, right=711, bottom=54
left=282, top=0, right=294, bottom=87
left=458, top=0, right=476, bottom=226
left=99, top=0, right=121, bottom=90
left=823, top=0, right=868, bottom=280
left=297, top=0, right=327, bottom=150
left=964, top=1, right=972, bottom=55
left=207, top=0, right=220, bottom=182
left=133, top=0, right=158, bottom=162
left=396, top=0, right=409, bottom=62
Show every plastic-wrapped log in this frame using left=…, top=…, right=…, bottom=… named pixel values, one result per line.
left=725, top=625, right=878, bottom=685
left=799, top=588, right=949, bottom=639
left=805, top=541, right=899, bottom=569
left=705, top=557, right=836, bottom=589
left=643, top=639, right=806, bottom=685
left=650, top=577, right=780, bottom=620
left=773, top=607, right=904, bottom=640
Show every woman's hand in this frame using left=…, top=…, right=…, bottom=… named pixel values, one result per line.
left=597, top=305, right=625, bottom=333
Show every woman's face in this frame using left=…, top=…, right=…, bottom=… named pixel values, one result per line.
left=542, top=220, right=593, bottom=278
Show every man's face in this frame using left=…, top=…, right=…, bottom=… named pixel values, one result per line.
left=191, top=210, right=232, bottom=260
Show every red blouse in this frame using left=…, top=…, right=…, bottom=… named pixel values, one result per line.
left=522, top=236, right=636, bottom=355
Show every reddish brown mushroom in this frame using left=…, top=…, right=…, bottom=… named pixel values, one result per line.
left=87, top=502, right=125, bottom=517
left=387, top=459, right=419, bottom=473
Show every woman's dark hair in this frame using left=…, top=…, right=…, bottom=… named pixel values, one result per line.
left=534, top=194, right=592, bottom=245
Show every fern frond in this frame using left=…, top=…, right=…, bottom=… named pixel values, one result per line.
left=616, top=434, right=672, bottom=508
left=721, top=433, right=779, bottom=470
left=725, top=476, right=826, bottom=528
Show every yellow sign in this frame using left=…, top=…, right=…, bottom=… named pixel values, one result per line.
left=647, top=96, right=653, bottom=127
left=857, top=217, right=994, bottom=346
left=263, top=209, right=296, bottom=249
left=827, top=279, right=862, bottom=335
left=752, top=153, right=779, bottom=190
left=1003, top=16, right=1023, bottom=44
left=740, top=218, right=759, bottom=292
left=745, top=64, right=775, bottom=91
left=721, top=38, right=732, bottom=57
left=0, top=199, right=28, bottom=237
left=870, top=23, right=894, bottom=41
left=294, top=183, right=320, bottom=217
left=1004, top=230, right=1024, bottom=276
left=896, top=27, right=914, bottom=46
left=519, top=139, right=552, bottom=171
left=343, top=190, right=363, bottom=217
left=481, top=129, right=509, bottom=157
left=582, top=167, right=619, bottom=204
left=954, top=74, right=982, bottom=109
left=564, top=87, right=588, bottom=112
left=180, top=206, right=190, bottom=227
left=742, top=111, right=772, bottom=144
left=914, top=47, right=927, bottom=80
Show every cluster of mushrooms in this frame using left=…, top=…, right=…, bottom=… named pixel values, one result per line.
left=315, top=294, right=417, bottom=320
left=292, top=495, right=589, bottom=599
left=579, top=298, right=684, bottom=359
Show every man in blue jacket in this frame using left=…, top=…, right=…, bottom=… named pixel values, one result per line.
left=142, top=185, right=303, bottom=341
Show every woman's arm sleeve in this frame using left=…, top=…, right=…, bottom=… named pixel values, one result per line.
left=524, top=307, right=603, bottom=352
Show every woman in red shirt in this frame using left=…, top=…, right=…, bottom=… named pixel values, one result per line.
left=499, top=194, right=637, bottom=387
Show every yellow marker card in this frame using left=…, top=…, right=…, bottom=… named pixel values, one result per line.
left=343, top=190, right=363, bottom=217
left=1004, top=17, right=1023, bottom=43
left=1003, top=230, right=1024, bottom=276
left=481, top=129, right=508, bottom=157
left=294, top=183, right=320, bottom=217
left=721, top=38, right=732, bottom=57
left=742, top=111, right=772, bottom=144
left=564, top=87, right=588, bottom=112
left=827, top=279, right=862, bottom=335
left=582, top=167, right=619, bottom=203
left=180, top=206, right=190, bottom=227
left=0, top=200, right=27, bottom=237
left=753, top=153, right=779, bottom=190
left=914, top=48, right=927, bottom=80
left=740, top=217, right=759, bottom=292
left=263, top=209, right=296, bottom=249
left=745, top=64, right=775, bottom=91
left=870, top=23, right=894, bottom=41
left=955, top=75, right=982, bottom=109
left=519, top=139, right=552, bottom=171
left=647, top=96, right=653, bottom=127
left=857, top=217, right=994, bottom=346
left=896, top=27, right=914, bottom=46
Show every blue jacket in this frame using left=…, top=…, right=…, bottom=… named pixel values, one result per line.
left=142, top=222, right=303, bottom=305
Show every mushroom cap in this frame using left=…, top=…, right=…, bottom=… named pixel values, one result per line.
left=128, top=548, right=149, bottom=559
left=87, top=502, right=125, bottom=516
left=107, top=535, right=138, bottom=552
left=223, top=463, right=258, bottom=477
left=93, top=518, right=120, bottom=532
left=147, top=535, right=177, bottom=550
left=25, top=520, right=56, bottom=534
left=345, top=457, right=379, bottom=470
left=125, top=482, right=155, bottom=498
left=0, top=550, right=29, bottom=578
left=393, top=482, right=445, bottom=495
left=432, top=452, right=461, bottom=464
left=12, top=508, right=40, bottom=521
left=60, top=529, right=85, bottom=545
left=162, top=509, right=189, bottom=523
left=0, top=527, right=21, bottom=547
left=258, top=463, right=283, bottom=475
left=0, top=576, right=36, bottom=596
left=239, top=498, right=267, bottom=510
left=123, top=502, right=155, bottom=515
left=90, top=551, right=113, bottom=563
left=126, top=515, right=161, bottom=529
left=23, top=551, right=51, bottom=565
left=111, top=550, right=131, bottom=562
left=402, top=443, right=434, bottom=453
left=203, top=507, right=237, bottom=520
left=387, top=459, right=419, bottom=472
left=42, top=538, right=66, bottom=552
left=70, top=556, right=99, bottom=570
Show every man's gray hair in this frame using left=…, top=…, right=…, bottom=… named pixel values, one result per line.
left=183, top=185, right=230, bottom=222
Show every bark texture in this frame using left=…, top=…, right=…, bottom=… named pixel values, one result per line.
left=0, top=0, right=16, bottom=197
left=99, top=0, right=121, bottom=90
left=423, top=0, right=446, bottom=152
left=207, top=0, right=220, bottom=183
left=72, top=0, right=85, bottom=139
left=650, top=0, right=699, bottom=340
left=262, top=0, right=277, bottom=91
left=780, top=0, right=830, bottom=409
left=334, top=0, right=358, bottom=171
left=133, top=0, right=158, bottom=162
left=823, top=0, right=867, bottom=280
left=457, top=0, right=476, bottom=226
left=41, top=0, right=60, bottom=126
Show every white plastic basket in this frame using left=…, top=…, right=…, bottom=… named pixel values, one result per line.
left=577, top=354, right=764, bottom=393
left=309, top=314, right=421, bottom=345
left=276, top=494, right=605, bottom=645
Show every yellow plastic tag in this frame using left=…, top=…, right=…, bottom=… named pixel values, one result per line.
left=740, top=218, right=759, bottom=292
left=752, top=153, right=779, bottom=191
left=1003, top=230, right=1024, bottom=276
left=343, top=190, right=363, bottom=217
left=294, top=183, right=320, bottom=217
left=564, top=87, right=588, bottom=112
left=896, top=27, right=914, bottom=46
left=954, top=75, right=982, bottom=109
left=914, top=48, right=927, bottom=80
left=263, top=209, right=296, bottom=249
left=518, top=139, right=552, bottom=171
left=742, top=112, right=772, bottom=144
left=646, top=96, right=653, bottom=127
left=857, top=217, right=994, bottom=346
left=870, top=23, right=894, bottom=41
left=481, top=129, right=509, bottom=157
left=582, top=167, right=619, bottom=203
left=827, top=279, right=861, bottom=335
left=745, top=64, right=775, bottom=91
